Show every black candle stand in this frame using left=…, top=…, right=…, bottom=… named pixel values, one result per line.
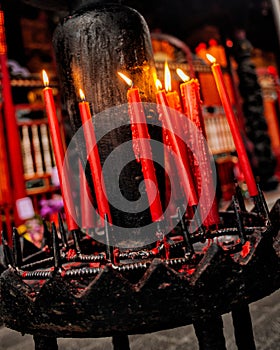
left=0, top=189, right=279, bottom=350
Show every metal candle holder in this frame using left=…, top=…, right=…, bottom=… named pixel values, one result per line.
left=0, top=188, right=279, bottom=349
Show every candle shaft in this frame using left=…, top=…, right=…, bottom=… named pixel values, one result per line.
left=43, top=87, right=78, bottom=231
left=211, top=63, right=258, bottom=197
left=128, top=87, right=164, bottom=222
left=79, top=101, right=112, bottom=224
left=156, top=90, right=198, bottom=206
left=180, top=79, right=220, bottom=226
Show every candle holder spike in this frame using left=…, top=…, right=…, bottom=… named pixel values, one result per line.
left=42, top=219, right=52, bottom=250
left=232, top=196, right=246, bottom=245
left=177, top=207, right=194, bottom=257
left=104, top=214, right=112, bottom=261
left=12, top=227, right=22, bottom=268
left=51, top=223, right=62, bottom=269
left=72, top=229, right=82, bottom=255
left=1, top=230, right=15, bottom=269
left=58, top=213, right=69, bottom=250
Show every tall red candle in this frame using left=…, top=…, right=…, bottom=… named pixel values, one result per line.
left=0, top=10, right=27, bottom=230
left=155, top=81, right=198, bottom=207
left=78, top=89, right=112, bottom=224
left=177, top=69, right=220, bottom=226
left=79, top=161, right=95, bottom=230
left=118, top=72, right=163, bottom=222
left=42, top=70, right=78, bottom=231
left=206, top=54, right=258, bottom=197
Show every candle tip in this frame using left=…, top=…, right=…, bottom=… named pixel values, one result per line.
left=206, top=53, right=216, bottom=64
left=79, top=88, right=86, bottom=101
left=176, top=68, right=190, bottom=83
left=42, top=69, right=49, bottom=87
left=118, top=72, right=133, bottom=88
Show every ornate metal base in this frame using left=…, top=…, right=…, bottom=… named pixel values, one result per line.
left=0, top=197, right=279, bottom=349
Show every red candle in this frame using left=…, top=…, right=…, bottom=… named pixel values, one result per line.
left=78, top=89, right=112, bottom=224
left=206, top=54, right=258, bottom=197
left=79, top=161, right=95, bottom=230
left=164, top=62, right=182, bottom=112
left=42, top=70, right=79, bottom=231
left=118, top=72, right=163, bottom=222
left=0, top=10, right=26, bottom=230
left=177, top=69, right=220, bottom=227
left=155, top=80, right=198, bottom=207
left=177, top=69, right=206, bottom=136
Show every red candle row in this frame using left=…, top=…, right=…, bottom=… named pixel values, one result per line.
left=118, top=57, right=258, bottom=227
left=42, top=71, right=112, bottom=231
left=42, top=52, right=258, bottom=231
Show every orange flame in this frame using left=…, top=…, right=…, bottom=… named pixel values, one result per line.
left=206, top=53, right=216, bottom=64
left=118, top=72, right=133, bottom=87
left=156, top=79, right=163, bottom=91
left=164, top=61, right=172, bottom=92
left=79, top=88, right=86, bottom=101
left=42, top=70, right=49, bottom=87
left=176, top=68, right=190, bottom=83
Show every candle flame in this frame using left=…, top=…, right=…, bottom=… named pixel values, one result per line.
left=206, top=53, right=217, bottom=64
left=156, top=79, right=163, bottom=91
left=164, top=61, right=172, bottom=92
left=42, top=70, right=49, bottom=87
left=176, top=68, right=190, bottom=83
left=79, top=88, right=86, bottom=101
left=118, top=72, right=133, bottom=87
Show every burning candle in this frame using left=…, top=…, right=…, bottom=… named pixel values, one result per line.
left=155, top=79, right=198, bottom=207
left=177, top=69, right=220, bottom=227
left=42, top=70, right=79, bottom=231
left=118, top=72, right=163, bottom=222
left=164, top=62, right=182, bottom=112
left=176, top=68, right=206, bottom=136
left=78, top=89, right=112, bottom=224
left=206, top=54, right=258, bottom=197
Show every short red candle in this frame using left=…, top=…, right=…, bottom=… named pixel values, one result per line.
left=78, top=90, right=112, bottom=224
left=155, top=84, right=198, bottom=207
left=164, top=61, right=182, bottom=113
left=42, top=70, right=79, bottom=231
left=207, top=54, right=258, bottom=197
left=118, top=72, right=164, bottom=222
left=178, top=72, right=206, bottom=137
